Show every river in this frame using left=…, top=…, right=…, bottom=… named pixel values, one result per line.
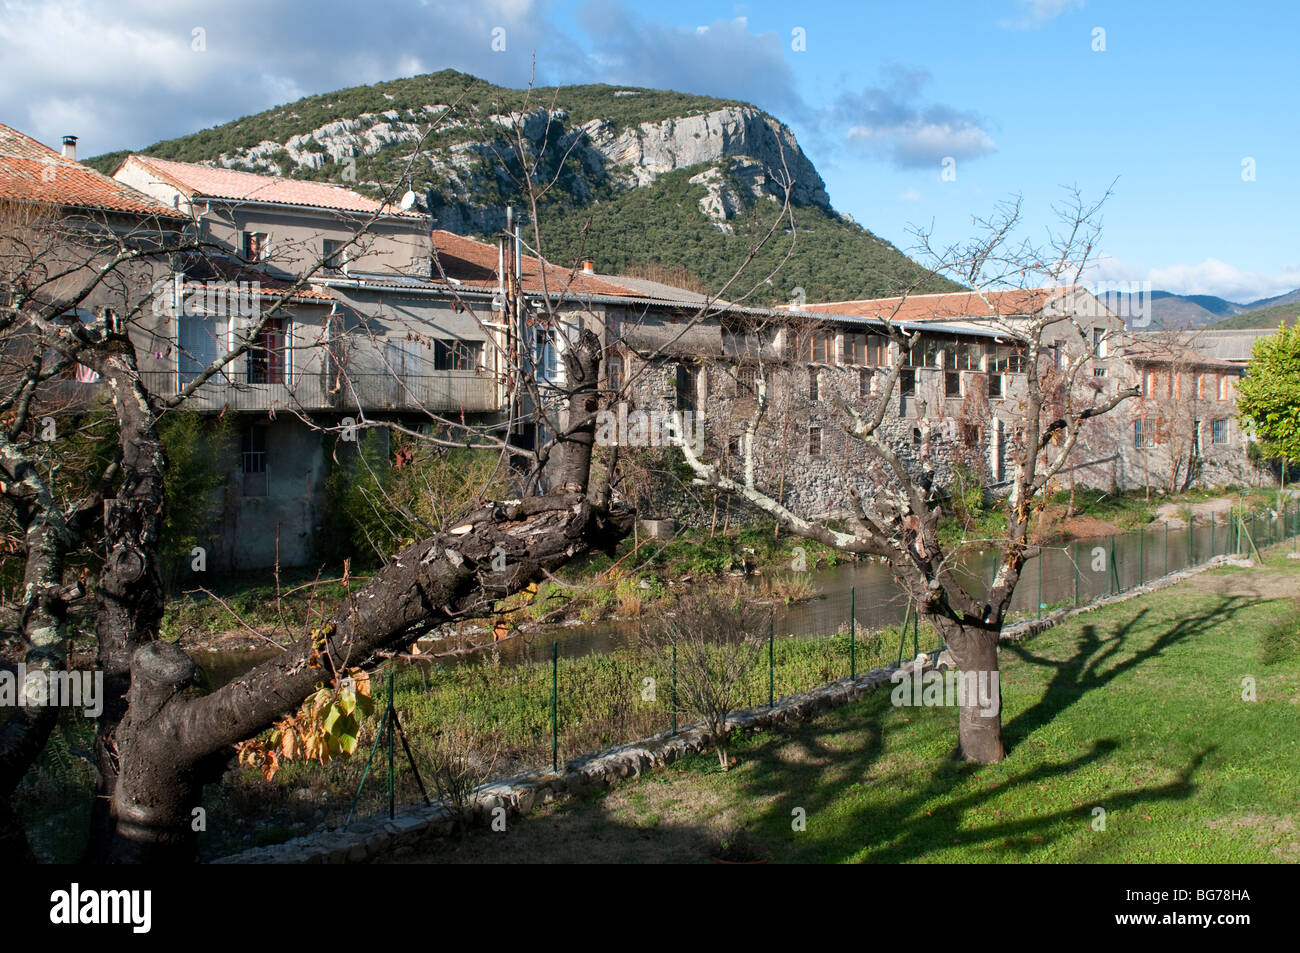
left=192, top=506, right=1295, bottom=681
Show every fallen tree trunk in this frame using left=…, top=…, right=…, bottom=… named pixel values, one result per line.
left=101, top=329, right=633, bottom=863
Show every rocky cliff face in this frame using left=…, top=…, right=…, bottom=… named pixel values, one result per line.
left=213, top=102, right=828, bottom=233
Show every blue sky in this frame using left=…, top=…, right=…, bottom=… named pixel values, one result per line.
left=3, top=0, right=1295, bottom=300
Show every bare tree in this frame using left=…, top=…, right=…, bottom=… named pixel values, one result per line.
left=666, top=187, right=1137, bottom=763
left=642, top=593, right=767, bottom=771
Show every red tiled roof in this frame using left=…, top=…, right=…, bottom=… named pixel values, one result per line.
left=787, top=288, right=1073, bottom=322
left=121, top=155, right=420, bottom=218
left=0, top=124, right=185, bottom=219
left=430, top=229, right=644, bottom=298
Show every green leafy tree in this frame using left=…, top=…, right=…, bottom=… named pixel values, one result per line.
left=1237, top=321, right=1300, bottom=470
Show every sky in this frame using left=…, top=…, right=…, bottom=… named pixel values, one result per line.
left=3, top=0, right=1296, bottom=302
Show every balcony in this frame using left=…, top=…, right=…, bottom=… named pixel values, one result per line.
left=139, top=369, right=501, bottom=414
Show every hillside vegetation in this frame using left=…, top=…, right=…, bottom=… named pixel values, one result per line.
left=85, top=69, right=958, bottom=305
left=1211, top=301, right=1300, bottom=330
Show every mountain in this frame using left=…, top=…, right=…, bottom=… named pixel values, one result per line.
left=1209, top=300, right=1300, bottom=329
left=1238, top=287, right=1300, bottom=311
left=1108, top=290, right=1246, bottom=328
left=85, top=70, right=958, bottom=305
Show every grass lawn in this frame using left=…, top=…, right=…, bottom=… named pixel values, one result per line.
left=396, top=547, right=1300, bottom=864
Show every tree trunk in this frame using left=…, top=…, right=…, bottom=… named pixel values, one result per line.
left=941, top=621, right=1005, bottom=764
left=85, top=348, right=169, bottom=862
left=97, top=329, right=632, bottom=862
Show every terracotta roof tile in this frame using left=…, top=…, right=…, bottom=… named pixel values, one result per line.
left=430, top=229, right=646, bottom=298
left=787, top=289, right=1072, bottom=322
left=0, top=124, right=185, bottom=219
left=124, top=155, right=420, bottom=218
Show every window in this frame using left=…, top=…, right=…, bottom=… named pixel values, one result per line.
left=736, top=364, right=758, bottom=397
left=1217, top=374, right=1229, bottom=401
left=675, top=364, right=696, bottom=412
left=1140, top=368, right=1153, bottom=397
left=177, top=312, right=226, bottom=384
left=843, top=333, right=885, bottom=366
left=323, top=238, right=346, bottom=273
left=808, top=367, right=819, bottom=401
left=899, top=367, right=916, bottom=397
left=387, top=340, right=424, bottom=378
left=859, top=367, right=872, bottom=399
left=241, top=231, right=267, bottom=262
left=1192, top=419, right=1201, bottom=457
left=988, top=345, right=1025, bottom=375
left=241, top=424, right=268, bottom=497
left=944, top=371, right=962, bottom=398
left=247, top=318, right=286, bottom=384
left=607, top=354, right=624, bottom=393
left=988, top=372, right=1003, bottom=399
left=948, top=341, right=977, bottom=371
left=842, top=332, right=864, bottom=365
left=435, top=339, right=482, bottom=371
left=1194, top=373, right=1204, bottom=399
left=808, top=426, right=822, bottom=456
left=906, top=339, right=939, bottom=368
left=534, top=329, right=559, bottom=382
left=1212, top=419, right=1229, bottom=444
left=1092, top=327, right=1106, bottom=358
left=1093, top=367, right=1107, bottom=378
left=1134, top=419, right=1151, bottom=449
left=807, top=332, right=834, bottom=364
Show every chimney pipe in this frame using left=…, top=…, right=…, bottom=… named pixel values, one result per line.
left=61, top=136, right=78, bottom=160
left=581, top=259, right=595, bottom=276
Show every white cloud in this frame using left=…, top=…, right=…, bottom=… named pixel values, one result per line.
left=0, top=0, right=581, bottom=155
left=1146, top=259, right=1300, bottom=304
left=1001, top=0, right=1085, bottom=29
left=0, top=0, right=810, bottom=158
left=1085, top=255, right=1300, bottom=303
left=578, top=3, right=804, bottom=116
left=834, top=70, right=995, bottom=169
left=898, top=187, right=922, bottom=202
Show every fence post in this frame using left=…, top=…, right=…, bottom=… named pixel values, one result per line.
left=1139, top=527, right=1144, bottom=586
left=850, top=586, right=856, bottom=679
left=671, top=635, right=677, bottom=737
left=1111, top=535, right=1121, bottom=594
left=551, top=640, right=558, bottom=773
left=1210, top=513, right=1214, bottom=558
left=1037, top=553, right=1043, bottom=619
left=386, top=671, right=395, bottom=821
left=1164, top=521, right=1169, bottom=575
left=759, top=608, right=769, bottom=707
left=1073, top=540, right=1079, bottom=606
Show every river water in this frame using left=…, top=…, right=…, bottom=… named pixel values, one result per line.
left=193, top=507, right=1296, bottom=681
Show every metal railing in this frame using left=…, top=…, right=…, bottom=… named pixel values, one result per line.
left=138, top=370, right=500, bottom=414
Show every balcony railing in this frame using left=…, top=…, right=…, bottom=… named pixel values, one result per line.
left=138, top=370, right=500, bottom=414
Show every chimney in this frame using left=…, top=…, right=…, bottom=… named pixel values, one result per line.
left=581, top=259, right=595, bottom=276
left=61, top=136, right=78, bottom=161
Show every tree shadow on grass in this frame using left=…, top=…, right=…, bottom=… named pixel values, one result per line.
left=387, top=596, right=1251, bottom=864
left=725, top=598, right=1254, bottom=862
left=1000, top=595, right=1253, bottom=751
